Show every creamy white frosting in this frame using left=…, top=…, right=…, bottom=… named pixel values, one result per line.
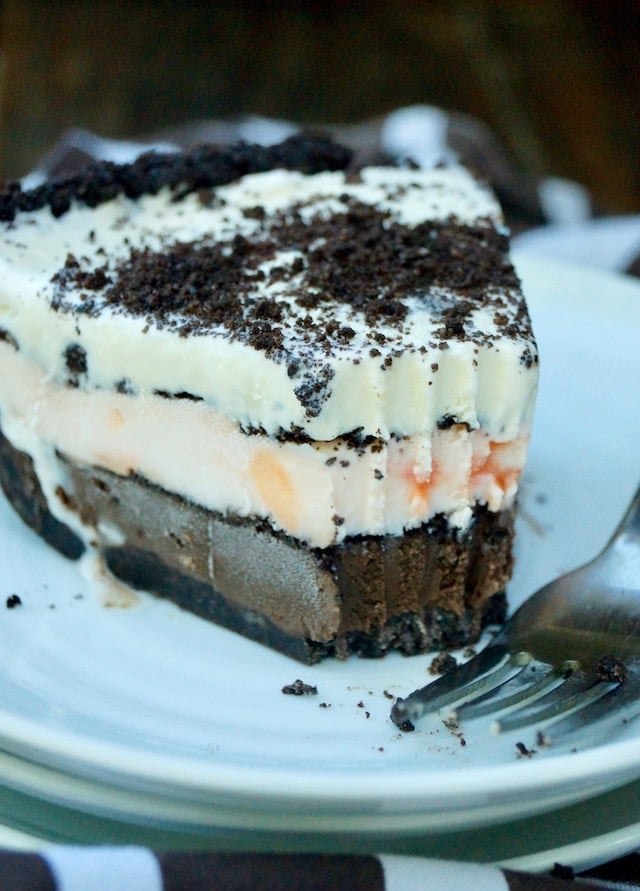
left=0, top=165, right=536, bottom=441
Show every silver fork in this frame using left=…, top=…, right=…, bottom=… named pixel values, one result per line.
left=391, top=483, right=640, bottom=742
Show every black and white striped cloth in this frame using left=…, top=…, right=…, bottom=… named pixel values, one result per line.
left=0, top=848, right=637, bottom=891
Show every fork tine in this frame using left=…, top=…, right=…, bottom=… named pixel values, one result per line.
left=536, top=675, right=640, bottom=746
left=454, top=660, right=559, bottom=720
left=493, top=670, right=618, bottom=733
left=391, top=643, right=516, bottom=726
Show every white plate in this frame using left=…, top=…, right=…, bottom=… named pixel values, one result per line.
left=513, top=215, right=640, bottom=274
left=0, top=254, right=639, bottom=834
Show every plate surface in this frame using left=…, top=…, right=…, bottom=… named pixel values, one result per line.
left=0, top=253, right=639, bottom=833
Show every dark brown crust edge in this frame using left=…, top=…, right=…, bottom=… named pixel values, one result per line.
left=0, top=427, right=510, bottom=663
left=0, top=428, right=84, bottom=559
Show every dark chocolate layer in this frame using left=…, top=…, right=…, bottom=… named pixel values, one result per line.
left=0, top=428, right=511, bottom=662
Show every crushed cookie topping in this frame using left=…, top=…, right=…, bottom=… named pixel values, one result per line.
left=50, top=200, right=524, bottom=355
left=0, top=133, right=352, bottom=222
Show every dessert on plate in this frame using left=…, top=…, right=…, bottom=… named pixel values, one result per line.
left=0, top=134, right=538, bottom=662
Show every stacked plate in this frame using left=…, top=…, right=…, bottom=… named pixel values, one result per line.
left=1, top=255, right=639, bottom=871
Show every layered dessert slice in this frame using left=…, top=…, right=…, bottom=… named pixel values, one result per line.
left=0, top=134, right=538, bottom=662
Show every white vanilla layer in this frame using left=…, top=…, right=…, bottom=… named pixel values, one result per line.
left=0, top=342, right=529, bottom=548
left=0, top=165, right=537, bottom=441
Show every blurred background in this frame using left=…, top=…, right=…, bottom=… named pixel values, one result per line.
left=0, top=0, right=638, bottom=214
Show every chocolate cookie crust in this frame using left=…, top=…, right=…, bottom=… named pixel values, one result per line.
left=0, top=430, right=84, bottom=560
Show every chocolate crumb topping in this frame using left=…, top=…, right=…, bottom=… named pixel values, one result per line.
left=50, top=200, right=525, bottom=383
left=0, top=327, right=19, bottom=351
left=154, top=389, right=203, bottom=402
left=103, top=206, right=511, bottom=329
left=64, top=343, right=88, bottom=375
left=0, top=133, right=353, bottom=222
left=293, top=363, right=335, bottom=416
left=116, top=378, right=133, bottom=394
left=437, top=415, right=473, bottom=432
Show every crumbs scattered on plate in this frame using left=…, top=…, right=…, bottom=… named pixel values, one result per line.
left=281, top=679, right=318, bottom=696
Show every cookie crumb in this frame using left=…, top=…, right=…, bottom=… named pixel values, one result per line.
left=429, top=652, right=458, bottom=676
left=281, top=679, right=318, bottom=696
left=535, top=729, right=551, bottom=748
left=595, top=654, right=629, bottom=684
left=515, top=740, right=536, bottom=758
left=444, top=716, right=467, bottom=747
left=6, top=594, right=21, bottom=609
